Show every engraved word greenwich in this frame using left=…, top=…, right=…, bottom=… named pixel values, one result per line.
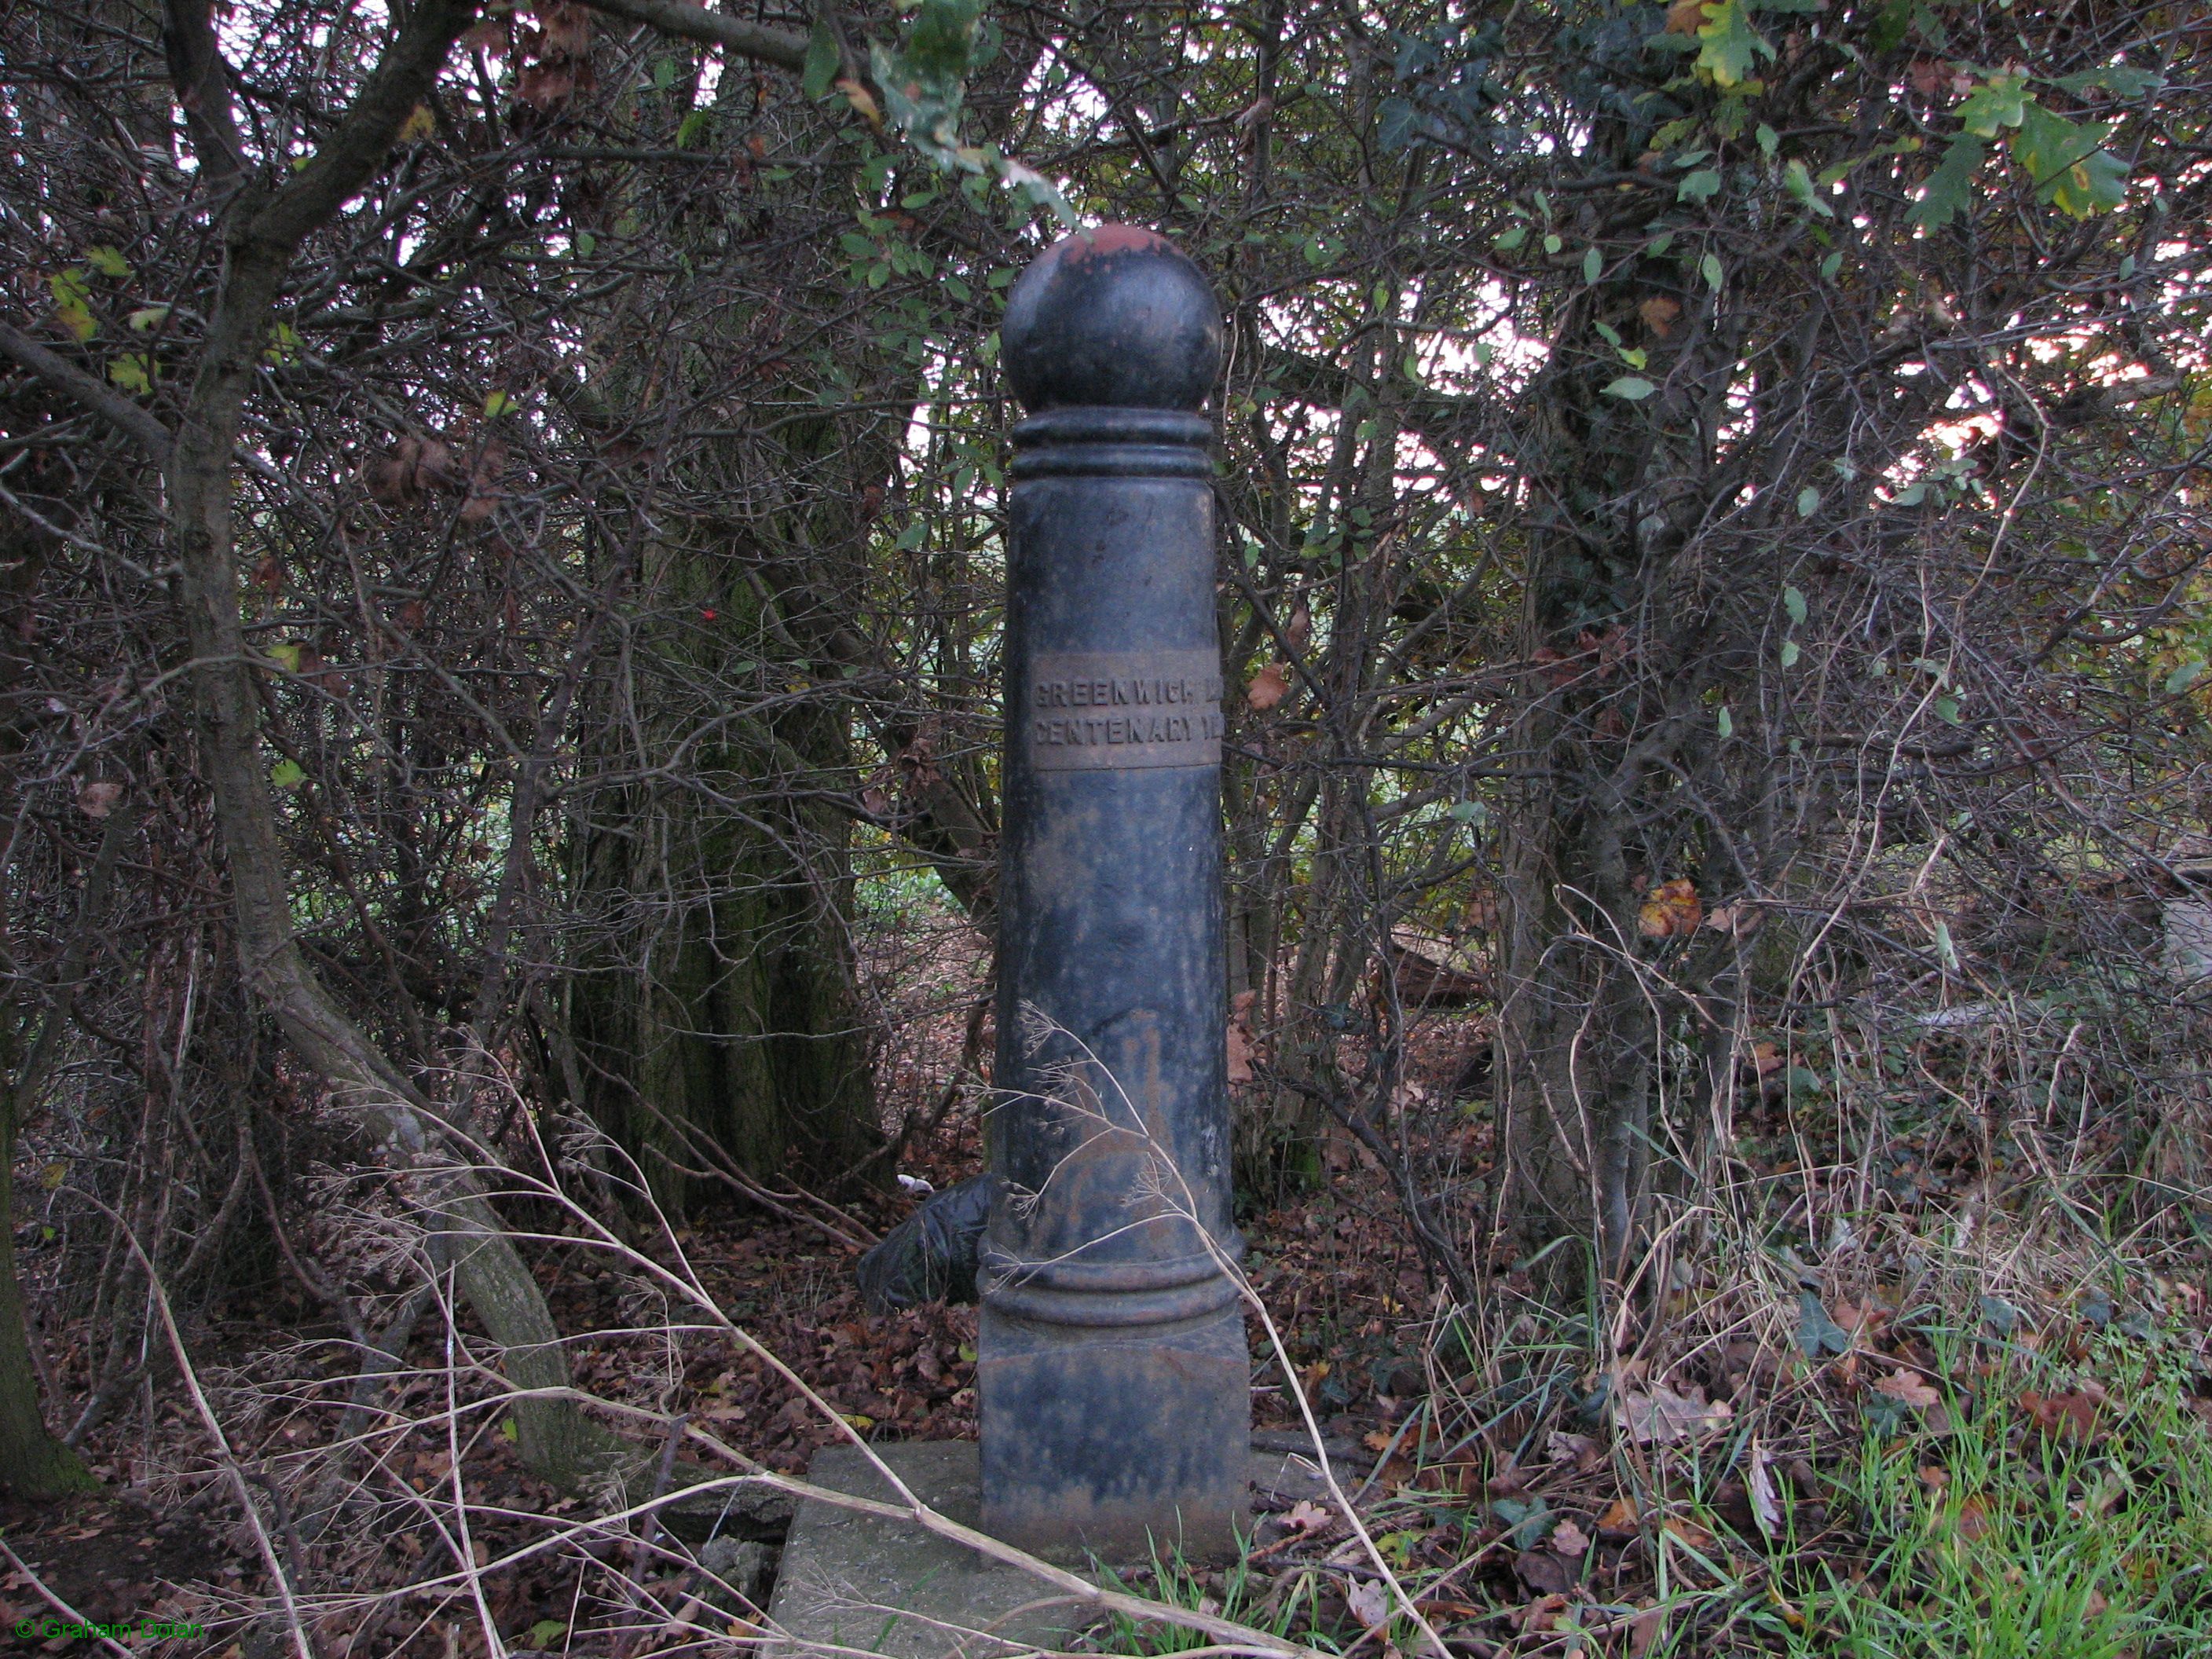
left=1028, top=649, right=1225, bottom=770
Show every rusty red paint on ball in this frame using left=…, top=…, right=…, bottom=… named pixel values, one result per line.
left=1053, top=223, right=1174, bottom=263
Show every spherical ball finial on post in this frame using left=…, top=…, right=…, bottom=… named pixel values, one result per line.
left=1001, top=225, right=1224, bottom=415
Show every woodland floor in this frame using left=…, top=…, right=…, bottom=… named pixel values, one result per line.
left=6, top=923, right=2212, bottom=1655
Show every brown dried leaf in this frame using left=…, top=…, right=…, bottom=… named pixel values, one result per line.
left=2020, top=1390, right=2102, bottom=1443
left=1874, top=1369, right=1942, bottom=1410
left=1247, top=661, right=1291, bottom=711
left=1344, top=1576, right=1388, bottom=1630
left=1664, top=0, right=1708, bottom=35
left=1954, top=1493, right=1990, bottom=1540
left=1617, top=1381, right=1731, bottom=1445
left=75, top=779, right=123, bottom=819
left=1548, top=1518, right=1590, bottom=1558
left=1637, top=877, right=1703, bottom=939
left=1749, top=1445, right=1783, bottom=1537
left=1513, top=1549, right=1573, bottom=1597
left=535, top=1, right=592, bottom=57
left=837, top=78, right=881, bottom=127
left=1639, top=295, right=1683, bottom=338
left=1595, top=1496, right=1640, bottom=1539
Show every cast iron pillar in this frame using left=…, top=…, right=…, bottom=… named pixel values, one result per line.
left=978, top=225, right=1247, bottom=1561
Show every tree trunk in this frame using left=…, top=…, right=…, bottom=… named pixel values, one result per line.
left=570, top=589, right=879, bottom=1214
left=0, top=507, right=98, bottom=1499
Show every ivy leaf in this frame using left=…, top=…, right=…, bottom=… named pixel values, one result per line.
left=2012, top=102, right=2126, bottom=217
left=1695, top=0, right=1774, bottom=89
left=1603, top=376, right=1657, bottom=401
left=269, top=759, right=307, bottom=789
left=1796, top=1291, right=1852, bottom=1358
left=1912, top=132, right=1987, bottom=232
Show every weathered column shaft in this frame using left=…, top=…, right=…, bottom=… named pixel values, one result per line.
left=979, top=227, right=1247, bottom=1559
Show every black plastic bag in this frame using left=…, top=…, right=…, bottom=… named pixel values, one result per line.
left=855, top=1173, right=995, bottom=1313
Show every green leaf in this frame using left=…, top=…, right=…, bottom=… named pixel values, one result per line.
left=573, top=229, right=596, bottom=257
left=1932, top=918, right=1960, bottom=973
left=1542, top=233, right=1563, bottom=254
left=1700, top=252, right=1723, bottom=290
left=1717, top=705, right=1734, bottom=739
left=1602, top=376, right=1657, bottom=401
left=500, top=1418, right=520, bottom=1442
left=50, top=269, right=96, bottom=341
left=1448, top=799, right=1487, bottom=826
left=1492, top=1495, right=1554, bottom=1548
left=126, top=306, right=170, bottom=332
left=1695, top=0, right=1774, bottom=88
left=269, top=759, right=307, bottom=789
left=107, top=353, right=154, bottom=394
left=1783, top=584, right=1807, bottom=624
left=526, top=1622, right=566, bottom=1647
left=1935, top=693, right=1961, bottom=724
left=2165, top=660, right=2204, bottom=694
left=1677, top=168, right=1723, bottom=204
left=484, top=390, right=515, bottom=417
left=1617, top=346, right=1648, bottom=369
left=268, top=643, right=302, bottom=673
left=1756, top=123, right=1778, bottom=157
left=1784, top=159, right=1834, bottom=217
left=803, top=22, right=840, bottom=99
left=2012, top=102, right=2126, bottom=217
left=1913, top=132, right=1987, bottom=231
left=1958, top=73, right=2029, bottom=137
left=84, top=244, right=132, bottom=279
left=1796, top=1291, right=1851, bottom=1358
left=675, top=108, right=712, bottom=148
left=2050, top=64, right=2161, bottom=102
left=1492, top=225, right=1527, bottom=251
left=1795, top=485, right=1821, bottom=518
left=1582, top=245, right=1602, bottom=284
left=1819, top=250, right=1843, bottom=280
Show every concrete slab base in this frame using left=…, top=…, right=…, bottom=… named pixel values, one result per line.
left=766, top=1441, right=1331, bottom=1659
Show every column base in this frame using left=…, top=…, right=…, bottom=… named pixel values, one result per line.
left=978, top=1298, right=1249, bottom=1562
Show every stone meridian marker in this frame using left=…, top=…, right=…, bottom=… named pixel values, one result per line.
left=980, top=225, right=1247, bottom=1559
